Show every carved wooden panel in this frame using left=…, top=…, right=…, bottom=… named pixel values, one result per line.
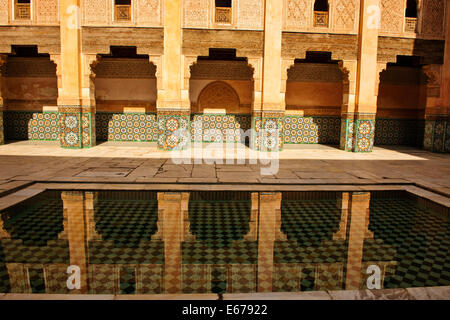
left=83, top=0, right=110, bottom=25
left=0, top=0, right=9, bottom=25
left=285, top=0, right=311, bottom=31
left=37, top=0, right=59, bottom=24
left=333, top=0, right=357, bottom=32
left=380, top=0, right=404, bottom=34
left=184, top=0, right=210, bottom=28
left=197, top=81, right=240, bottom=111
left=287, top=63, right=344, bottom=83
left=136, top=0, right=161, bottom=26
left=421, top=0, right=445, bottom=38
left=92, top=59, right=157, bottom=78
left=237, top=0, right=264, bottom=30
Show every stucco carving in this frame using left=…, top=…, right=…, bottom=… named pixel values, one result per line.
left=190, top=60, right=254, bottom=81
left=237, top=0, right=264, bottom=30
left=380, top=0, right=404, bottom=34
left=287, top=63, right=345, bottom=83
left=83, top=0, right=110, bottom=25
left=3, top=57, right=57, bottom=78
left=334, top=0, right=357, bottom=31
left=197, top=81, right=240, bottom=111
left=285, top=0, right=311, bottom=30
left=92, top=59, right=157, bottom=79
left=0, top=0, right=9, bottom=25
left=37, top=0, right=59, bottom=24
left=136, top=0, right=161, bottom=26
left=184, top=0, right=210, bottom=28
left=421, top=0, right=445, bottom=38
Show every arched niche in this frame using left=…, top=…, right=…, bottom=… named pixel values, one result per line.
left=197, top=81, right=240, bottom=113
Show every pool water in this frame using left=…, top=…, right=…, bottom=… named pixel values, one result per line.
left=0, top=190, right=448, bottom=294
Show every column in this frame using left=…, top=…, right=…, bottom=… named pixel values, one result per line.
left=341, top=0, right=380, bottom=152
left=157, top=192, right=190, bottom=294
left=0, top=54, right=7, bottom=145
left=257, top=192, right=282, bottom=292
left=345, top=192, right=371, bottom=290
left=423, top=0, right=450, bottom=153
left=157, top=0, right=189, bottom=150
left=252, top=0, right=284, bottom=151
left=58, top=0, right=95, bottom=148
left=61, top=191, right=89, bottom=294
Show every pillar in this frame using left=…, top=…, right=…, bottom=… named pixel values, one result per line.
left=157, top=0, right=189, bottom=150
left=252, top=0, right=284, bottom=151
left=341, top=0, right=380, bottom=152
left=257, top=192, right=283, bottom=292
left=423, top=0, right=450, bottom=153
left=61, top=191, right=89, bottom=294
left=58, top=0, right=95, bottom=148
left=345, top=192, right=371, bottom=290
left=0, top=54, right=6, bottom=145
left=156, top=192, right=190, bottom=294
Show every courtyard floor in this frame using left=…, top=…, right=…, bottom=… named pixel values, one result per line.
left=0, top=140, right=448, bottom=198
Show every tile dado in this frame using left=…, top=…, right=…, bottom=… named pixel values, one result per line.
left=424, top=119, right=450, bottom=153
left=190, top=114, right=252, bottom=143
left=59, top=107, right=95, bottom=149
left=283, top=116, right=341, bottom=145
left=374, top=119, right=424, bottom=147
left=341, top=115, right=376, bottom=153
left=4, top=111, right=60, bottom=141
left=157, top=111, right=190, bottom=151
left=96, top=112, right=159, bottom=142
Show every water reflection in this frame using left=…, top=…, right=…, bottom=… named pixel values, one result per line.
left=0, top=190, right=448, bottom=294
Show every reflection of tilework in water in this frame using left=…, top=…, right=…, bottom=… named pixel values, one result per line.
left=96, top=112, right=159, bottom=142
left=375, top=119, right=423, bottom=146
left=94, top=199, right=159, bottom=247
left=367, top=198, right=450, bottom=288
left=190, top=114, right=252, bottom=143
left=188, top=201, right=251, bottom=248
left=283, top=116, right=341, bottom=145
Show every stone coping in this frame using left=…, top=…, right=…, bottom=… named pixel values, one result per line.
left=1, top=286, right=449, bottom=300
left=0, top=183, right=448, bottom=212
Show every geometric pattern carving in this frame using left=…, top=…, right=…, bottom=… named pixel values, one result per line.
left=380, top=0, right=404, bottom=34
left=0, top=0, right=8, bottom=25
left=3, top=58, right=57, bottom=78
left=197, top=81, right=240, bottom=111
left=36, top=0, right=59, bottom=24
left=287, top=63, right=344, bottom=82
left=421, top=0, right=445, bottom=38
left=184, top=0, right=210, bottom=28
left=285, top=0, right=311, bottom=30
left=83, top=0, right=110, bottom=25
left=190, top=61, right=254, bottom=81
left=136, top=0, right=161, bottom=26
left=237, top=0, right=264, bottom=29
left=283, top=116, right=341, bottom=144
left=334, top=0, right=357, bottom=31
left=92, top=59, right=156, bottom=79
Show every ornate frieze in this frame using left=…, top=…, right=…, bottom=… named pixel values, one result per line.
left=184, top=0, right=210, bottom=28
left=421, top=0, right=445, bottom=38
left=92, top=59, right=157, bottom=79
left=285, top=0, right=311, bottom=30
left=3, top=57, right=57, bottom=78
left=237, top=0, right=264, bottom=30
left=380, top=0, right=404, bottom=35
left=190, top=60, right=253, bottom=81
left=36, top=0, right=59, bottom=24
left=83, top=0, right=111, bottom=25
left=333, top=0, right=357, bottom=32
left=135, top=0, right=161, bottom=26
left=287, top=63, right=344, bottom=83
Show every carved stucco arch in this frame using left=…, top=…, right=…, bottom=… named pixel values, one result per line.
left=197, top=81, right=241, bottom=113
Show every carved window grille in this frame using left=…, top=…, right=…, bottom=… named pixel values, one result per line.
left=313, top=11, right=329, bottom=27
left=404, top=17, right=417, bottom=33
left=15, top=1, right=31, bottom=20
left=215, top=7, right=232, bottom=24
left=115, top=0, right=131, bottom=21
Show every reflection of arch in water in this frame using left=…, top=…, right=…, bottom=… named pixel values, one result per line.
left=197, top=81, right=240, bottom=113
left=93, top=191, right=159, bottom=247
left=188, top=192, right=252, bottom=248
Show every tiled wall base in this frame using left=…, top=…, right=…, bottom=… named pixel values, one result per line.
left=375, top=119, right=424, bottom=147
left=96, top=112, right=159, bottom=142
left=251, top=114, right=284, bottom=152
left=59, top=107, right=95, bottom=149
left=283, top=116, right=340, bottom=145
left=4, top=111, right=60, bottom=141
left=157, top=111, right=190, bottom=151
left=340, top=117, right=375, bottom=153
left=424, top=119, right=449, bottom=153
left=190, top=114, right=251, bottom=143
